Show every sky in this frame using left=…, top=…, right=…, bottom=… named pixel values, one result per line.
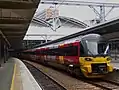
left=35, top=0, right=119, bottom=21
left=24, top=0, right=119, bottom=40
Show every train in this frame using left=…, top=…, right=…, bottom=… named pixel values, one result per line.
left=21, top=34, right=113, bottom=78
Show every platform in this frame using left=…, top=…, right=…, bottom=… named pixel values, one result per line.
left=111, top=59, right=119, bottom=70
left=111, top=62, right=119, bottom=70
left=0, top=58, right=14, bottom=90
left=0, top=57, right=42, bottom=90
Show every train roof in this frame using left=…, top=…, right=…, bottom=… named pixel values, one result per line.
left=34, top=39, right=80, bottom=50
left=35, top=33, right=99, bottom=48
left=32, top=34, right=100, bottom=50
left=24, top=34, right=100, bottom=52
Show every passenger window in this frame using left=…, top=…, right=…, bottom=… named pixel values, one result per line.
left=61, top=46, right=78, bottom=56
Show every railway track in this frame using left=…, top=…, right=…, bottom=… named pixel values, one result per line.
left=23, top=60, right=104, bottom=90
left=23, top=61, right=66, bottom=90
left=82, top=78, right=119, bottom=90
left=23, top=60, right=119, bottom=90
left=102, top=70, right=119, bottom=85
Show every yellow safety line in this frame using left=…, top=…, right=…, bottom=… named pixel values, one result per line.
left=10, top=64, right=16, bottom=90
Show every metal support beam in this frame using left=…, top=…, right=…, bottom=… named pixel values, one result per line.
left=41, top=35, right=48, bottom=43
left=41, top=0, right=119, bottom=7
left=26, top=34, right=65, bottom=36
left=0, top=24, right=28, bottom=30
left=89, top=6, right=100, bottom=17
left=40, top=0, right=119, bottom=25
left=89, top=5, right=102, bottom=21
left=0, top=34, right=1, bottom=66
left=100, top=6, right=105, bottom=22
left=0, top=30, right=10, bottom=47
left=105, top=6, right=114, bottom=18
left=25, top=34, right=65, bottom=43
left=0, top=17, right=30, bottom=24
left=89, top=5, right=115, bottom=23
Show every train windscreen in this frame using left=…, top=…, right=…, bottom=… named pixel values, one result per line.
left=81, top=40, right=110, bottom=56
left=86, top=40, right=98, bottom=55
left=81, top=40, right=98, bottom=55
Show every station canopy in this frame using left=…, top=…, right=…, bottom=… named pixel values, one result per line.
left=0, top=0, right=40, bottom=49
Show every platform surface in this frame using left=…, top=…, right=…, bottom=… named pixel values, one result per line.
left=111, top=59, right=119, bottom=70
left=0, top=57, right=42, bottom=90
left=111, top=62, right=119, bottom=70
left=0, top=58, right=14, bottom=90
left=13, top=58, right=42, bottom=90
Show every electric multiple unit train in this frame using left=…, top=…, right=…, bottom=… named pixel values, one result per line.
left=22, top=34, right=113, bottom=78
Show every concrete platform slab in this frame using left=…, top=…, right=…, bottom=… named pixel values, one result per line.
left=111, top=62, right=119, bottom=70
left=13, top=58, right=42, bottom=90
left=0, top=57, right=42, bottom=90
left=0, top=58, right=14, bottom=90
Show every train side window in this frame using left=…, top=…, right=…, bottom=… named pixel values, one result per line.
left=40, top=50, right=44, bottom=55
left=50, top=49, right=56, bottom=55
left=48, top=48, right=60, bottom=56
left=61, top=46, right=78, bottom=56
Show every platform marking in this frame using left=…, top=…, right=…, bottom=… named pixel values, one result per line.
left=10, top=64, right=16, bottom=90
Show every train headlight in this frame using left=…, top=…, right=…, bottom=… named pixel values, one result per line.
left=107, top=57, right=112, bottom=61
left=85, top=58, right=92, bottom=61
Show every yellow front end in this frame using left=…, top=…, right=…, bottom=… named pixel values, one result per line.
left=79, top=56, right=113, bottom=78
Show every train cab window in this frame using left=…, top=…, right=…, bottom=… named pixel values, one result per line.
left=80, top=44, right=85, bottom=56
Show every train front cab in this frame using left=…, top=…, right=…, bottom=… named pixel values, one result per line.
left=79, top=34, right=113, bottom=78
left=79, top=56, right=113, bottom=78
